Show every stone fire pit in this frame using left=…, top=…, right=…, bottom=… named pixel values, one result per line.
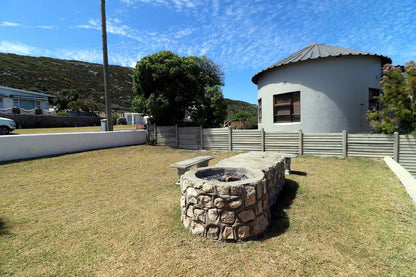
left=180, top=152, right=285, bottom=242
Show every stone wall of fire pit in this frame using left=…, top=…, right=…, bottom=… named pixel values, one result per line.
left=180, top=152, right=285, bottom=242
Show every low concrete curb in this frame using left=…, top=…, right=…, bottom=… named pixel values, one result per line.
left=384, top=156, right=416, bottom=205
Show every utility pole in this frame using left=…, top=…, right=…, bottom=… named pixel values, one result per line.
left=100, top=0, right=113, bottom=131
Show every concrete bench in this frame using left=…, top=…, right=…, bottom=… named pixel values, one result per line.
left=170, top=156, right=214, bottom=185
left=277, top=153, right=298, bottom=175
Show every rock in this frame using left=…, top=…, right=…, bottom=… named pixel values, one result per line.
left=253, top=215, right=269, bottom=236
left=230, top=186, right=242, bottom=196
left=238, top=210, right=256, bottom=223
left=207, top=208, right=219, bottom=223
left=198, top=195, right=212, bottom=208
left=194, top=209, right=206, bottom=224
left=202, top=183, right=214, bottom=193
left=255, top=201, right=263, bottom=215
left=256, top=181, right=263, bottom=199
left=223, top=227, right=235, bottom=240
left=191, top=222, right=205, bottom=235
left=220, top=210, right=235, bottom=224
left=245, top=186, right=256, bottom=206
left=238, top=226, right=251, bottom=240
left=183, top=216, right=191, bottom=229
left=216, top=184, right=229, bottom=195
left=228, top=199, right=242, bottom=209
left=207, top=227, right=219, bottom=240
left=214, top=197, right=225, bottom=209
left=186, top=206, right=194, bottom=217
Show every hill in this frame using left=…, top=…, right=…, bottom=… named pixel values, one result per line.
left=0, top=53, right=135, bottom=110
left=0, top=53, right=257, bottom=120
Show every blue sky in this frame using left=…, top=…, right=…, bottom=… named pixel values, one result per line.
left=1, top=0, right=415, bottom=104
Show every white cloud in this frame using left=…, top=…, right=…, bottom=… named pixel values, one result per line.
left=0, top=40, right=38, bottom=55
left=0, top=21, right=20, bottom=27
left=37, top=25, right=56, bottom=30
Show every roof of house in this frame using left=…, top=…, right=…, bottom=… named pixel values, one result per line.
left=0, top=86, right=55, bottom=98
left=252, top=43, right=392, bottom=84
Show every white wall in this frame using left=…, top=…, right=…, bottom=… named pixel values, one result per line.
left=257, top=56, right=382, bottom=133
left=0, top=130, right=147, bottom=162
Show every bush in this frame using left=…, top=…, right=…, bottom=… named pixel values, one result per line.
left=56, top=110, right=70, bottom=117
left=117, top=117, right=127, bottom=125
left=112, top=114, right=119, bottom=125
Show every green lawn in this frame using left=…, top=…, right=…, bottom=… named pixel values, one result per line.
left=12, top=125, right=136, bottom=135
left=1, top=146, right=415, bottom=276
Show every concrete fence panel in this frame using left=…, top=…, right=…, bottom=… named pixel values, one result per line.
left=232, top=129, right=262, bottom=151
left=203, top=128, right=229, bottom=150
left=348, top=134, right=394, bottom=158
left=303, top=133, right=343, bottom=157
left=265, top=131, right=299, bottom=153
left=156, top=126, right=176, bottom=147
left=399, top=135, right=416, bottom=176
left=150, top=124, right=416, bottom=178
left=178, top=127, right=201, bottom=149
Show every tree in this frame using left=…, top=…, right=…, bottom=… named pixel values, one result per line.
left=55, top=88, right=81, bottom=111
left=67, top=98, right=103, bottom=113
left=367, top=61, right=416, bottom=134
left=132, top=51, right=226, bottom=127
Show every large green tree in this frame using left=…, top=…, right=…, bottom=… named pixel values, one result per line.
left=368, top=61, right=416, bottom=134
left=132, top=51, right=226, bottom=127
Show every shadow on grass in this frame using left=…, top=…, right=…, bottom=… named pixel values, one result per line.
left=290, top=170, right=307, bottom=176
left=0, top=218, right=10, bottom=236
left=260, top=179, right=299, bottom=240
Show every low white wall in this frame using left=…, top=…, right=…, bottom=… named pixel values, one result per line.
left=0, top=130, right=147, bottom=162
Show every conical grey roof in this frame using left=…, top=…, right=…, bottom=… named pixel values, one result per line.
left=252, top=43, right=391, bottom=84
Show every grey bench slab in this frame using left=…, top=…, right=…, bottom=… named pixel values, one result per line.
left=170, top=156, right=214, bottom=184
left=276, top=153, right=298, bottom=175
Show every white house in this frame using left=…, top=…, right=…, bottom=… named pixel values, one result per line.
left=252, top=43, right=391, bottom=133
left=0, top=86, right=55, bottom=115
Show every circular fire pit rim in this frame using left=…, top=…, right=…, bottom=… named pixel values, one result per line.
left=182, top=166, right=265, bottom=187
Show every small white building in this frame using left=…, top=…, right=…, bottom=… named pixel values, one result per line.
left=252, top=43, right=391, bottom=133
left=125, top=112, right=147, bottom=125
left=0, top=86, right=55, bottom=115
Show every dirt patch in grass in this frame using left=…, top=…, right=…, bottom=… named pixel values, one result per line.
left=1, top=147, right=415, bottom=276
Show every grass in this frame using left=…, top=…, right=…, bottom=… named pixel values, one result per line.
left=1, top=146, right=415, bottom=276
left=12, top=125, right=136, bottom=135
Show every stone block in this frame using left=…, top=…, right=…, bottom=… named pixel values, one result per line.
left=230, top=186, right=242, bottom=196
left=207, top=227, right=219, bottom=240
left=191, top=222, right=205, bottom=235
left=214, top=197, right=225, bottom=209
left=202, top=183, right=214, bottom=193
left=228, top=199, right=242, bottom=209
left=223, top=227, right=235, bottom=240
left=255, top=201, right=263, bottom=215
left=186, top=206, right=194, bottom=217
left=238, top=226, right=251, bottom=240
left=207, top=208, right=219, bottom=223
left=220, top=210, right=235, bottom=224
left=198, top=195, right=212, bottom=208
left=194, top=209, right=206, bottom=224
left=238, top=210, right=256, bottom=223
left=245, top=186, right=256, bottom=206
left=217, top=184, right=229, bottom=195
left=253, top=215, right=269, bottom=236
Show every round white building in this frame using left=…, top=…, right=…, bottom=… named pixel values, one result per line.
left=252, top=43, right=391, bottom=133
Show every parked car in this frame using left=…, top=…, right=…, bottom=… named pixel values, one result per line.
left=0, top=117, right=16, bottom=135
